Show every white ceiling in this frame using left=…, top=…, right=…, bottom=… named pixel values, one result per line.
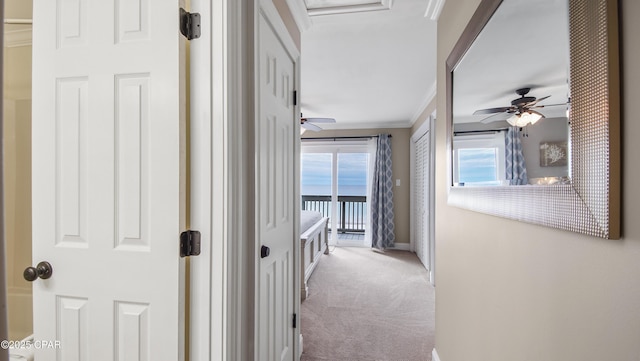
left=300, top=0, right=438, bottom=129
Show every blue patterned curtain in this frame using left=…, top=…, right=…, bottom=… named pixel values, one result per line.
left=505, top=127, right=528, bottom=185
left=371, top=134, right=395, bottom=250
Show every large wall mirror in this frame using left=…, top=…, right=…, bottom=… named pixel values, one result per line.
left=446, top=0, right=620, bottom=239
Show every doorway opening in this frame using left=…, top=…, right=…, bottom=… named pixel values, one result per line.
left=301, top=140, right=375, bottom=247
left=3, top=0, right=34, bottom=344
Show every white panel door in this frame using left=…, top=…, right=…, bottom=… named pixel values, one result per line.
left=31, top=0, right=186, bottom=360
left=256, top=6, right=297, bottom=361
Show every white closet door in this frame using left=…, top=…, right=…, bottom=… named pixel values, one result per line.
left=413, top=133, right=430, bottom=269
left=414, top=138, right=423, bottom=262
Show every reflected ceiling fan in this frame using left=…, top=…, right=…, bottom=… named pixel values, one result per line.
left=474, top=88, right=565, bottom=126
left=300, top=115, right=336, bottom=133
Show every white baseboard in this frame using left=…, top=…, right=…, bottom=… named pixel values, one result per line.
left=432, top=348, right=441, bottom=361
left=390, top=243, right=411, bottom=251
left=333, top=243, right=412, bottom=251
left=299, top=334, right=304, bottom=358
left=5, top=29, right=32, bottom=48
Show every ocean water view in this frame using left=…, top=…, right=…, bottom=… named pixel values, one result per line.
left=301, top=185, right=368, bottom=231
left=301, top=184, right=367, bottom=197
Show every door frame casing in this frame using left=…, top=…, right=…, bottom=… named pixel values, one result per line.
left=189, top=0, right=255, bottom=359
left=189, top=0, right=301, bottom=359
left=0, top=0, right=8, bottom=358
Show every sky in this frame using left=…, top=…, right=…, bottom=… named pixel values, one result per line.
left=301, top=153, right=368, bottom=195
left=458, top=148, right=498, bottom=183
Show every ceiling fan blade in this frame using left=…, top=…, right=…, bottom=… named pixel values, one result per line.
left=480, top=112, right=510, bottom=124
left=532, top=102, right=568, bottom=109
left=301, top=122, right=323, bottom=131
left=301, top=117, right=336, bottom=123
left=526, top=95, right=551, bottom=107
left=473, top=107, right=512, bottom=115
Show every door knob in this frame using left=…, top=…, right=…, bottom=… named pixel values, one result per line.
left=23, top=261, right=53, bottom=282
left=261, top=245, right=270, bottom=258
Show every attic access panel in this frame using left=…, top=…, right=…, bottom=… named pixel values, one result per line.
left=304, top=0, right=393, bottom=16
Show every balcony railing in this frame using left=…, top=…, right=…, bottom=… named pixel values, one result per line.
left=302, top=195, right=367, bottom=233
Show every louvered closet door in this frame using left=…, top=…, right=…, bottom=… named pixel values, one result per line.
left=31, top=0, right=186, bottom=360
left=413, top=133, right=430, bottom=269
left=413, top=138, right=423, bottom=262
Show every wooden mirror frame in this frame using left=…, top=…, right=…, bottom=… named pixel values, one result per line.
left=446, top=0, right=621, bottom=239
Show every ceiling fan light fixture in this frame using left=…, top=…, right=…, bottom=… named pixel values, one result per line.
left=522, top=111, right=542, bottom=125
left=506, top=114, right=521, bottom=126
left=507, top=111, right=542, bottom=127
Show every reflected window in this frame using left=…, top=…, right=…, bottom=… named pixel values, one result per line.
left=453, top=133, right=505, bottom=186
left=458, top=148, right=498, bottom=183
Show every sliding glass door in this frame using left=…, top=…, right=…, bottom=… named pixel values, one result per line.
left=301, top=152, right=333, bottom=225
left=301, top=141, right=374, bottom=246
left=336, top=153, right=369, bottom=244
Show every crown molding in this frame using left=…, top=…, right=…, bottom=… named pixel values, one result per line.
left=410, top=81, right=437, bottom=126
left=432, top=348, right=441, bottom=361
left=4, top=28, right=32, bottom=48
left=424, top=0, right=446, bottom=21
left=285, top=0, right=312, bottom=32
left=318, top=120, right=412, bottom=130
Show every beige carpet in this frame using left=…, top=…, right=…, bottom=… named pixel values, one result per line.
left=300, top=247, right=435, bottom=361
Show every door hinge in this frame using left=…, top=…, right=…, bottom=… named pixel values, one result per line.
left=292, top=313, right=297, bottom=328
left=180, top=230, right=201, bottom=257
left=180, top=8, right=201, bottom=40
left=293, top=90, right=298, bottom=106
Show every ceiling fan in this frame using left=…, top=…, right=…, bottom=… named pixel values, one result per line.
left=474, top=88, right=564, bottom=126
left=300, top=115, right=336, bottom=132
